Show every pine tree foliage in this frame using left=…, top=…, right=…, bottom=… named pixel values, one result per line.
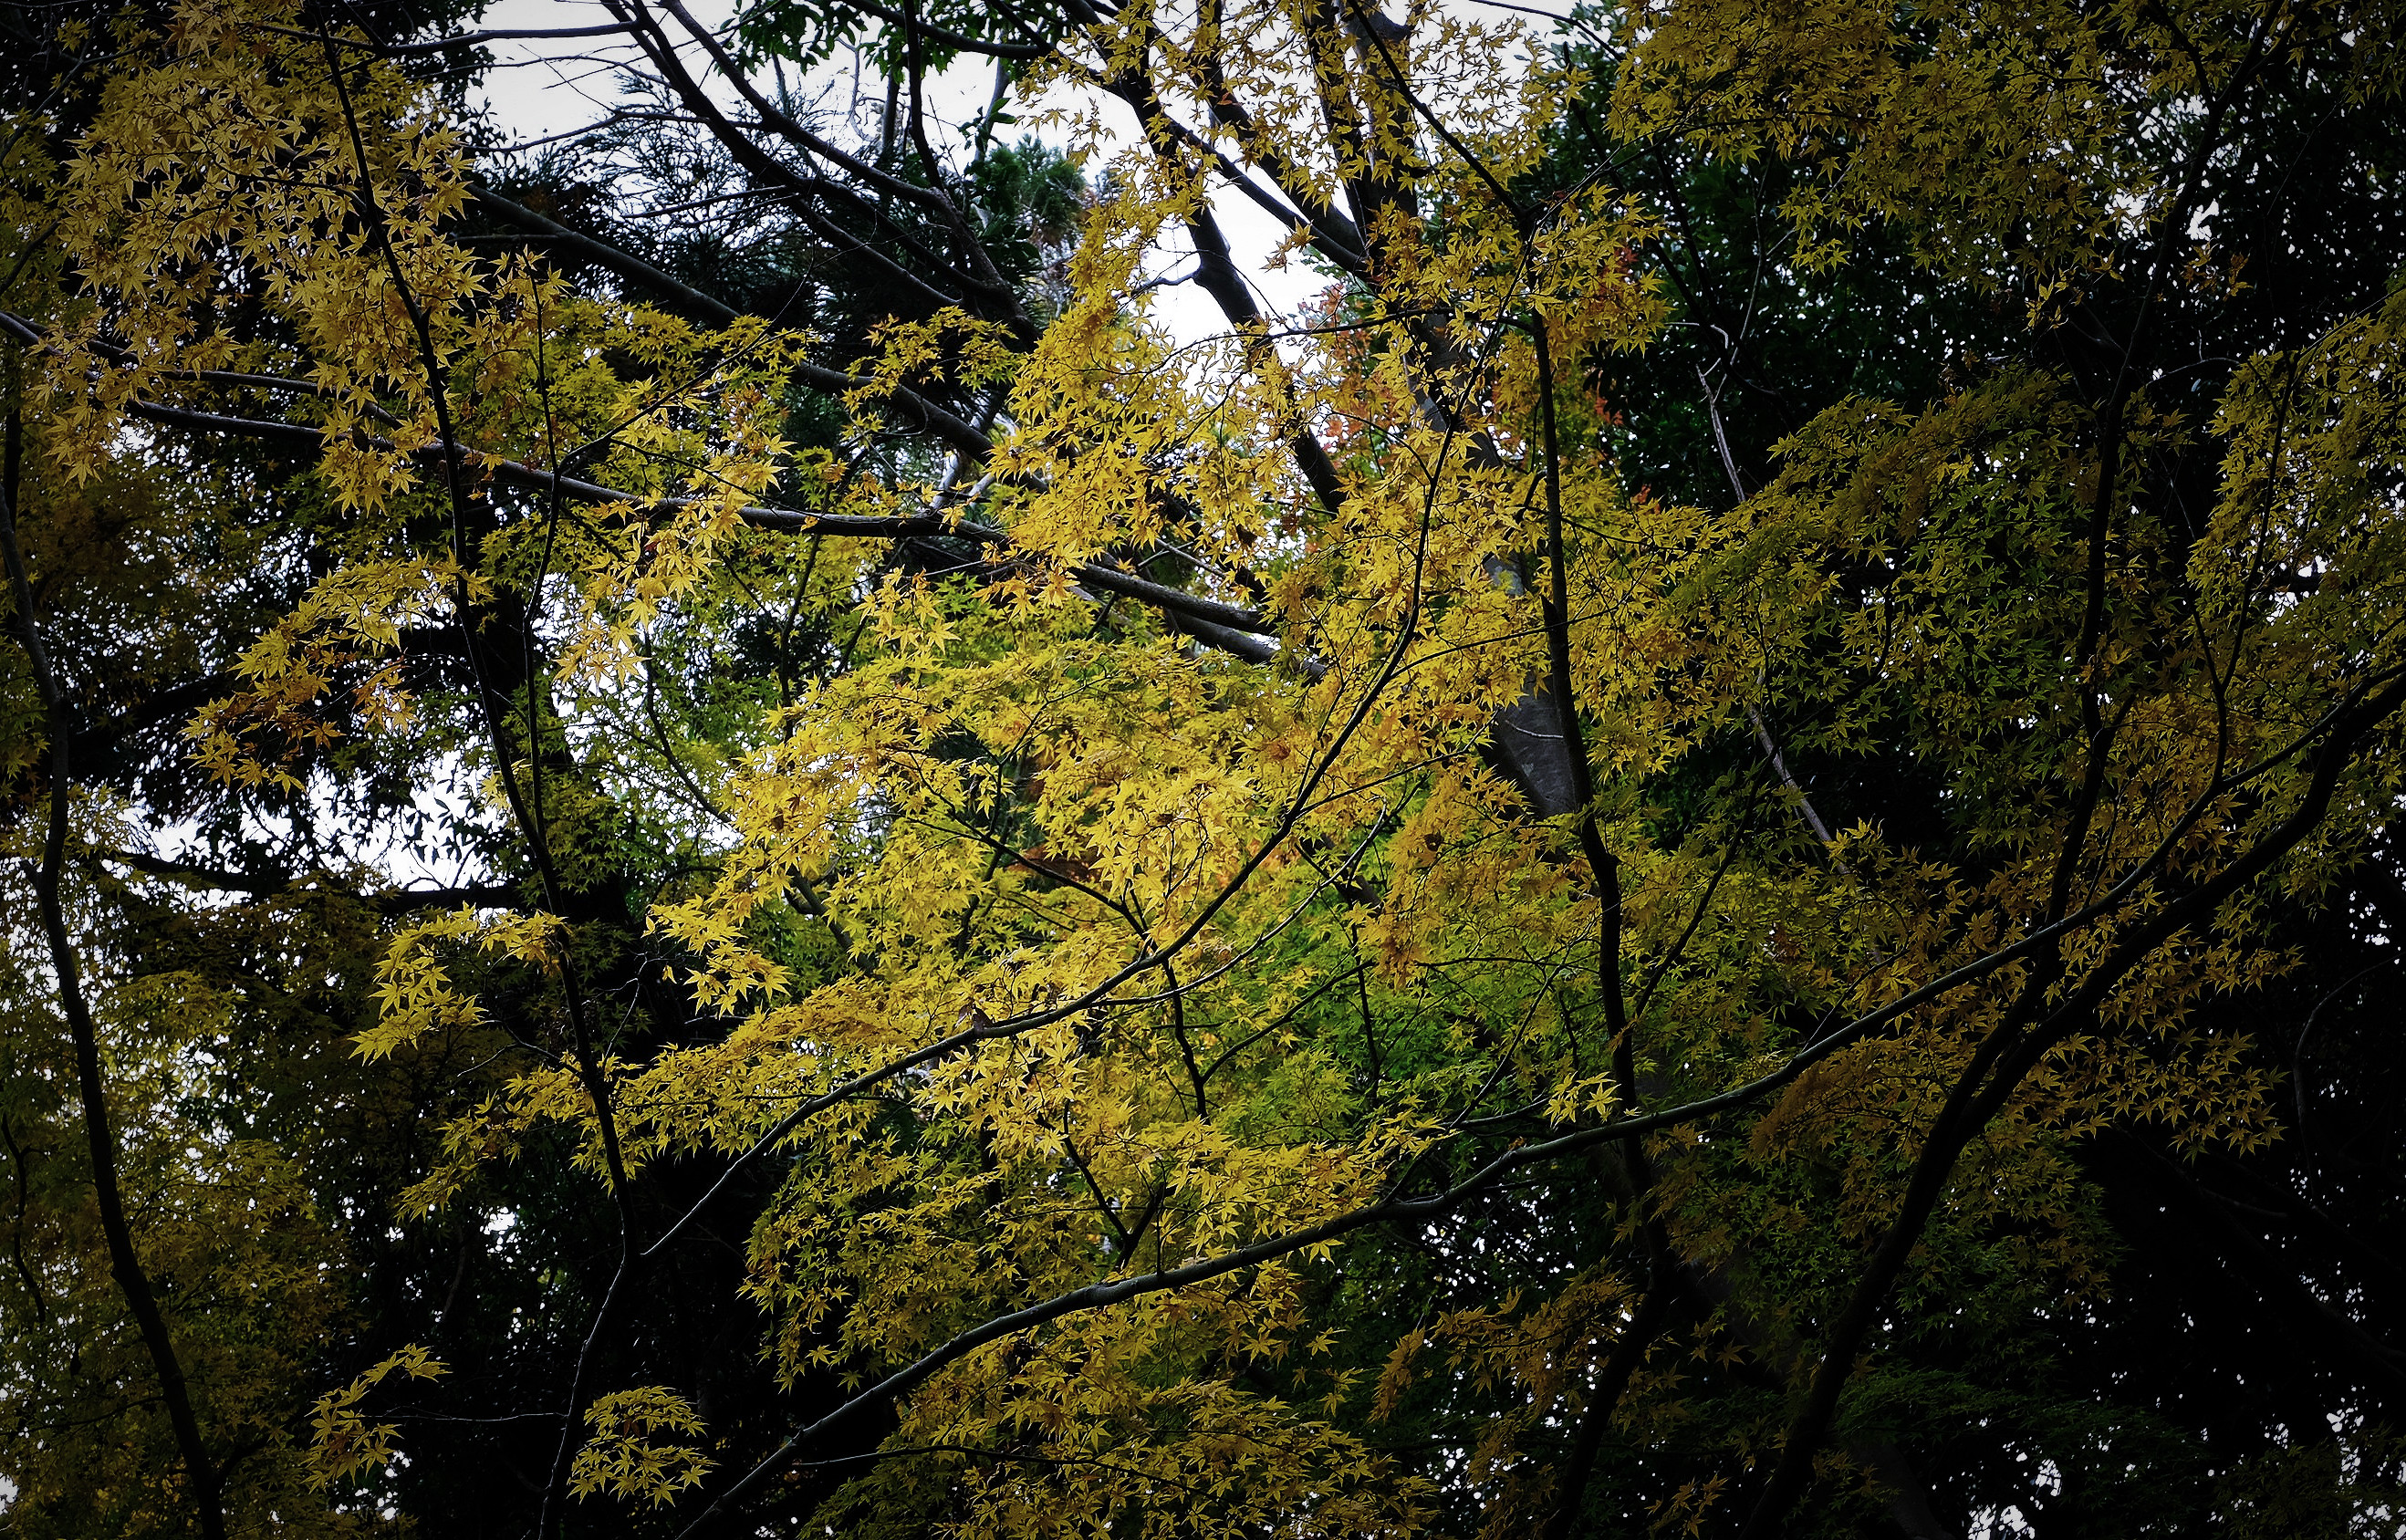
left=0, top=0, right=2403, bottom=1535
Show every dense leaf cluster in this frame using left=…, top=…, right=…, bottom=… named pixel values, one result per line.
left=0, top=0, right=2403, bottom=1537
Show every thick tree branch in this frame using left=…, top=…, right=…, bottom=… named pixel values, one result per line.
left=101, top=391, right=1276, bottom=642
left=1736, top=668, right=2406, bottom=1538
left=0, top=415, right=227, bottom=1540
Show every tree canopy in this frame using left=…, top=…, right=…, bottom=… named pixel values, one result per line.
left=2, top=0, right=2405, bottom=1535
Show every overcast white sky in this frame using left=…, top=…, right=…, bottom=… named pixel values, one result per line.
left=463, top=0, right=1327, bottom=343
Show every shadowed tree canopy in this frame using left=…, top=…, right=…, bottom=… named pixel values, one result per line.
left=2, top=0, right=2405, bottom=1536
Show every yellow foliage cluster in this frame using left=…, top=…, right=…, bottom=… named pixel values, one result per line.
left=4, top=0, right=2403, bottom=1530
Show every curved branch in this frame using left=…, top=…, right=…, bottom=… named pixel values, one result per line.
left=0, top=414, right=227, bottom=1539
left=101, top=392, right=1269, bottom=639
